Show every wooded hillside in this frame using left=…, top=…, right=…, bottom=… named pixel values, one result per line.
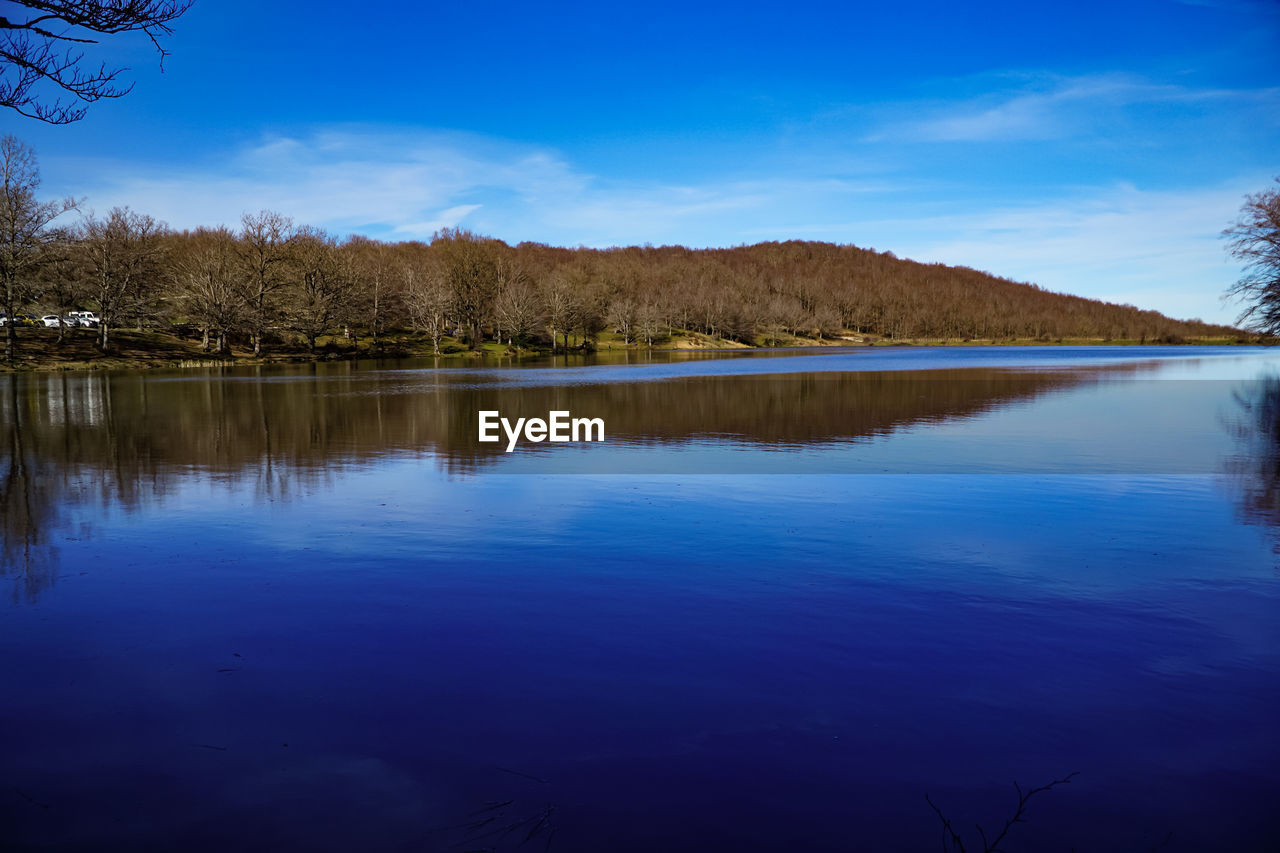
left=9, top=212, right=1242, bottom=361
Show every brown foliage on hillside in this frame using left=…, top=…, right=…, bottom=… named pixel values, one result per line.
left=10, top=216, right=1241, bottom=355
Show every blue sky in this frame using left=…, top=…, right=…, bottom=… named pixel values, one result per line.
left=4, top=0, right=1278, bottom=324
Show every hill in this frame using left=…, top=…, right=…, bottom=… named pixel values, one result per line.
left=4, top=229, right=1247, bottom=371
left=506, top=239, right=1241, bottom=345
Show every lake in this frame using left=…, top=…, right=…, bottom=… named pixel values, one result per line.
left=3, top=345, right=1279, bottom=852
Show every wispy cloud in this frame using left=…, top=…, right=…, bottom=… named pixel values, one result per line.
left=45, top=127, right=888, bottom=248
left=52, top=128, right=590, bottom=238
left=392, top=205, right=484, bottom=239
left=874, top=181, right=1262, bottom=322
left=865, top=74, right=1280, bottom=143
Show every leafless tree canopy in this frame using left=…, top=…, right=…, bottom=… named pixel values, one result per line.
left=77, top=205, right=167, bottom=351
left=1224, top=177, right=1280, bottom=335
left=0, top=134, right=76, bottom=363
left=0, top=0, right=193, bottom=124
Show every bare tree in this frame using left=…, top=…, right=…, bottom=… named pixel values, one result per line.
left=284, top=227, right=350, bottom=352
left=0, top=1, right=192, bottom=124
left=565, top=269, right=607, bottom=349
left=0, top=135, right=76, bottom=364
left=78, top=206, right=167, bottom=351
left=34, top=230, right=81, bottom=344
left=434, top=228, right=501, bottom=350
left=1224, top=176, right=1280, bottom=335
left=541, top=272, right=574, bottom=352
left=236, top=210, right=295, bottom=355
left=635, top=297, right=666, bottom=348
left=402, top=254, right=451, bottom=355
left=606, top=293, right=637, bottom=344
left=341, top=236, right=401, bottom=351
left=172, top=226, right=240, bottom=353
left=493, top=263, right=542, bottom=347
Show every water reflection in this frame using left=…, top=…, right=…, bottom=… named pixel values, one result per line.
left=1227, top=376, right=1280, bottom=551
left=1, top=364, right=1114, bottom=473
left=0, top=354, right=1270, bottom=601
left=0, top=366, right=1101, bottom=593
left=2, top=379, right=58, bottom=602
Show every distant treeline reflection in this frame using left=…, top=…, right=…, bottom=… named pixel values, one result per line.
left=0, top=361, right=1168, bottom=598
left=4, top=363, right=1102, bottom=467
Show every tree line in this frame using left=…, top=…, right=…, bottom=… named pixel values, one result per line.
left=2, top=135, right=1241, bottom=366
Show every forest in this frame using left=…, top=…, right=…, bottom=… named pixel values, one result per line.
left=5, top=211, right=1244, bottom=361
left=2, top=136, right=1244, bottom=366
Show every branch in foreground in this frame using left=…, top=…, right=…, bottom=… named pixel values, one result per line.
left=926, top=771, right=1079, bottom=853
left=0, top=1, right=193, bottom=123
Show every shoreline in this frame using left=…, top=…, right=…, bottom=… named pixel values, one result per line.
left=0, top=328, right=1262, bottom=373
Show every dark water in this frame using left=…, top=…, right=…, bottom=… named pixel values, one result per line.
left=3, top=346, right=1279, bottom=852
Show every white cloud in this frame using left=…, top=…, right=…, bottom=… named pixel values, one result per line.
left=873, top=181, right=1262, bottom=323
left=391, top=204, right=484, bottom=239
left=866, top=74, right=1280, bottom=143
left=44, top=128, right=886, bottom=248
left=52, top=128, right=589, bottom=237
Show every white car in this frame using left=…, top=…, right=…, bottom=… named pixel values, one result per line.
left=68, top=311, right=100, bottom=327
left=42, top=315, right=63, bottom=327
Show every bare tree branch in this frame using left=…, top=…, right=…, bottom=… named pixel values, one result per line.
left=0, top=134, right=78, bottom=364
left=1224, top=177, right=1280, bottom=335
left=926, top=771, right=1079, bottom=853
left=0, top=1, right=193, bottom=124
left=925, top=792, right=968, bottom=853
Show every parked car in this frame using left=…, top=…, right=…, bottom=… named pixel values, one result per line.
left=68, top=311, right=100, bottom=327
left=42, top=315, right=63, bottom=327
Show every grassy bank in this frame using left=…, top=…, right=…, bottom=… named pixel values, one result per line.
left=0, top=326, right=1263, bottom=372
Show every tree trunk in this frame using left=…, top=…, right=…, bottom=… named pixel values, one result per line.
left=253, top=293, right=265, bottom=356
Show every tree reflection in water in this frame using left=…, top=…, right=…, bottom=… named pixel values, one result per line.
left=1228, top=376, right=1280, bottom=553
left=2, top=361, right=1132, bottom=601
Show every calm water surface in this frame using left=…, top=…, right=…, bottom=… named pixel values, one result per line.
left=3, top=346, right=1279, bottom=851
